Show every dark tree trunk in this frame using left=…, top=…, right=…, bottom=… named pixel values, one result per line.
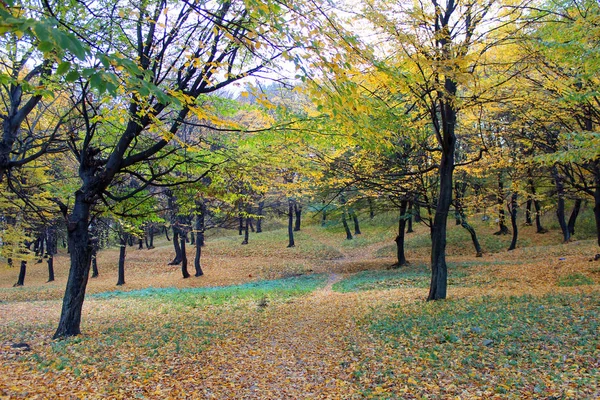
left=138, top=237, right=143, bottom=249
left=321, top=207, right=327, bottom=227
left=164, top=225, right=170, bottom=241
left=567, top=198, right=582, bottom=236
left=494, top=175, right=509, bottom=235
left=351, top=210, right=361, bottom=235
left=169, top=227, right=182, bottom=265
left=147, top=225, right=155, bottom=249
left=534, top=198, right=546, bottom=232
left=47, top=255, right=55, bottom=282
left=180, top=234, right=190, bottom=279
left=256, top=200, right=264, bottom=233
left=116, top=234, right=126, bottom=286
left=35, top=234, right=45, bottom=262
left=127, top=235, right=133, bottom=247
left=194, top=235, right=203, bottom=277
left=341, top=208, right=353, bottom=240
left=461, top=218, right=483, bottom=257
left=242, top=217, right=250, bottom=245
left=525, top=198, right=533, bottom=226
left=527, top=179, right=546, bottom=233
left=508, top=193, right=518, bottom=251
left=294, top=202, right=302, bottom=231
left=406, top=202, right=414, bottom=233
left=54, top=195, right=93, bottom=339
left=238, top=203, right=244, bottom=235
left=552, top=166, right=570, bottom=243
left=46, top=225, right=57, bottom=282
left=90, top=226, right=99, bottom=278
left=455, top=190, right=483, bottom=258
left=249, top=219, right=255, bottom=233
left=427, top=72, right=457, bottom=301
left=287, top=199, right=295, bottom=247
left=14, top=260, right=26, bottom=287
left=368, top=198, right=375, bottom=219
left=91, top=247, right=99, bottom=278
left=194, top=199, right=205, bottom=277
left=393, top=200, right=409, bottom=267
left=414, top=199, right=422, bottom=223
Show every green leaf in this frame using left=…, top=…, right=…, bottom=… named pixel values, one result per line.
left=56, top=61, right=71, bottom=75
left=38, top=41, right=54, bottom=54
left=65, top=70, right=80, bottom=82
left=90, top=72, right=106, bottom=93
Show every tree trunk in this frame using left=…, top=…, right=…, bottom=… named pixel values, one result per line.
left=138, top=237, right=143, bottom=249
left=164, top=225, right=170, bottom=241
left=54, top=195, right=93, bottom=339
left=406, top=202, right=414, bottom=233
left=168, top=227, right=182, bottom=265
left=14, top=260, right=26, bottom=287
left=145, top=225, right=151, bottom=248
left=552, top=166, right=570, bottom=243
left=393, top=200, right=409, bottom=267
left=525, top=197, right=533, bottom=226
left=351, top=210, right=361, bottom=235
left=342, top=208, right=353, bottom=240
left=527, top=179, right=546, bottom=233
left=368, top=197, right=375, bottom=219
left=116, top=234, right=126, bottom=286
left=427, top=74, right=457, bottom=301
left=194, top=200, right=205, bottom=277
left=287, top=199, right=295, bottom=247
left=256, top=200, right=264, bottom=233
left=238, top=203, right=244, bottom=236
left=494, top=175, right=509, bottom=235
left=567, top=198, right=582, bottom=236
left=460, top=218, right=483, bottom=257
left=242, top=217, right=250, bottom=245
left=47, top=255, right=55, bottom=282
left=91, top=248, right=99, bottom=278
left=294, top=202, right=302, bottom=231
left=147, top=226, right=155, bottom=249
left=508, top=192, right=518, bottom=251
left=180, top=234, right=190, bottom=279
left=35, top=234, right=45, bottom=262
left=46, top=225, right=57, bottom=282
left=414, top=200, right=422, bottom=223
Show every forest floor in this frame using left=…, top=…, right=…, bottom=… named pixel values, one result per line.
left=0, top=215, right=599, bottom=399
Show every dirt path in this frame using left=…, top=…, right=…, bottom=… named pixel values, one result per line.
left=194, top=273, right=369, bottom=399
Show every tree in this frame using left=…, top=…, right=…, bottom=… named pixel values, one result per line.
left=49, top=0, right=305, bottom=338
left=517, top=0, right=600, bottom=248
left=0, top=2, right=87, bottom=180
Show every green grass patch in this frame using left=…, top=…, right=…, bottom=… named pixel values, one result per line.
left=91, top=274, right=328, bottom=306
left=333, top=264, right=474, bottom=292
left=360, top=293, right=600, bottom=398
left=557, top=273, right=594, bottom=287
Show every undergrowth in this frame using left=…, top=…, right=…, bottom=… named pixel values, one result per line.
left=358, top=292, right=600, bottom=398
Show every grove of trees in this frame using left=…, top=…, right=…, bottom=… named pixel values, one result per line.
left=1, top=0, right=598, bottom=338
